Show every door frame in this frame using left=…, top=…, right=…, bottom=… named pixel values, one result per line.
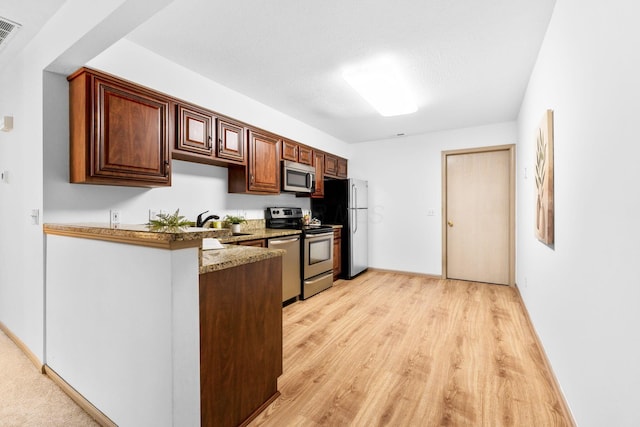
left=441, top=144, right=516, bottom=285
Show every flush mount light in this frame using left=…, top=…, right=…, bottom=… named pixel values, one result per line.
left=343, top=58, right=417, bottom=117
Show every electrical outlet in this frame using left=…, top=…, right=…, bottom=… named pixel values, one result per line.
left=149, top=209, right=161, bottom=222
left=427, top=209, right=436, bottom=216
left=110, top=209, right=121, bottom=228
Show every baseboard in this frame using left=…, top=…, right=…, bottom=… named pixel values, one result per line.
left=44, top=365, right=117, bottom=427
left=367, top=267, right=442, bottom=280
left=513, top=284, right=577, bottom=427
left=0, top=321, right=43, bottom=372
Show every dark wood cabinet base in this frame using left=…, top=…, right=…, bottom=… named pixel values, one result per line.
left=199, top=257, right=282, bottom=427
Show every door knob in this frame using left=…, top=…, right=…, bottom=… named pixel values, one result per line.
left=447, top=221, right=454, bottom=227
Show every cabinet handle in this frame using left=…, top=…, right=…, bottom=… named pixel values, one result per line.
left=219, top=138, right=223, bottom=150
left=207, top=136, right=212, bottom=149
left=250, top=174, right=254, bottom=184
left=164, top=160, right=170, bottom=177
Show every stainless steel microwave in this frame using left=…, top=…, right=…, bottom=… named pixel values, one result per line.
left=282, top=160, right=315, bottom=193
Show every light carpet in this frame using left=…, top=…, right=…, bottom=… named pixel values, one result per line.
left=0, top=330, right=98, bottom=426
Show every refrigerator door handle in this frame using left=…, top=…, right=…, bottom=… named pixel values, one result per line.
left=352, top=183, right=358, bottom=210
left=353, top=208, right=358, bottom=233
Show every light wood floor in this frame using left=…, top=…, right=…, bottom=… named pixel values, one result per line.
left=250, top=271, right=573, bottom=426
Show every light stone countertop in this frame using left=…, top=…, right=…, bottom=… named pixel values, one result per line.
left=217, top=228, right=301, bottom=244
left=43, top=223, right=292, bottom=274
left=200, top=245, right=285, bottom=274
left=43, top=223, right=231, bottom=249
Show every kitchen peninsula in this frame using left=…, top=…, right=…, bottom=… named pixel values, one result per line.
left=43, top=223, right=285, bottom=427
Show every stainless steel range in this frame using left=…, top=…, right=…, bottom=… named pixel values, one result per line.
left=265, top=207, right=334, bottom=299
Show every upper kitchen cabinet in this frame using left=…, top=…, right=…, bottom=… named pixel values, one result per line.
left=324, top=153, right=338, bottom=178
left=323, top=152, right=348, bottom=179
left=337, top=157, right=348, bottom=178
left=281, top=139, right=313, bottom=166
left=173, top=106, right=246, bottom=167
left=311, top=151, right=325, bottom=198
left=68, top=68, right=172, bottom=187
left=216, top=117, right=245, bottom=165
left=228, top=128, right=280, bottom=194
left=176, top=103, right=214, bottom=157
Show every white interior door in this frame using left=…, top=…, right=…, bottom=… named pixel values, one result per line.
left=444, top=147, right=513, bottom=285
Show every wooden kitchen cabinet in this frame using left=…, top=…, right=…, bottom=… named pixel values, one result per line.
left=68, top=67, right=172, bottom=187
left=176, top=103, right=214, bottom=157
left=311, top=151, right=325, bottom=198
left=337, top=157, right=348, bottom=178
left=298, top=145, right=313, bottom=165
left=281, top=139, right=313, bottom=165
left=228, top=128, right=280, bottom=194
left=324, top=153, right=339, bottom=178
left=237, top=238, right=266, bottom=248
left=200, top=256, right=282, bottom=427
left=174, top=106, right=246, bottom=167
left=217, top=118, right=245, bottom=165
left=281, top=139, right=298, bottom=162
left=333, top=227, right=342, bottom=279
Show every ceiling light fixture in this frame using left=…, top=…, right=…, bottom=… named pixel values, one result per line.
left=343, top=58, right=417, bottom=117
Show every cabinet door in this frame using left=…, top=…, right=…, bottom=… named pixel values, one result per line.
left=69, top=69, right=171, bottom=187
left=217, top=118, right=245, bottom=164
left=298, top=145, right=313, bottom=165
left=281, top=139, right=298, bottom=162
left=311, top=151, right=325, bottom=198
left=333, top=229, right=342, bottom=278
left=337, top=157, right=348, bottom=178
left=237, top=239, right=266, bottom=248
left=248, top=129, right=280, bottom=193
left=177, top=104, right=213, bottom=156
left=324, top=154, right=338, bottom=178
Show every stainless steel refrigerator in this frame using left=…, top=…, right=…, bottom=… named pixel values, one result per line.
left=311, top=178, right=368, bottom=279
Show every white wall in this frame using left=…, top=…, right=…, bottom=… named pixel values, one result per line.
left=0, top=0, right=140, bottom=362
left=349, top=122, right=517, bottom=275
left=516, top=0, right=640, bottom=425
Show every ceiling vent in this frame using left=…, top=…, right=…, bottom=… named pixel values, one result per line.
left=0, top=17, right=21, bottom=51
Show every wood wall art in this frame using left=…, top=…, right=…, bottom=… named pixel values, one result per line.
left=535, top=109, right=554, bottom=245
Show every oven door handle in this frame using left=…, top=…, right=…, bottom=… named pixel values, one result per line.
left=269, top=237, right=300, bottom=245
left=305, top=232, right=333, bottom=239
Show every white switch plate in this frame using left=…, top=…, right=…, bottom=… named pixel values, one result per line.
left=30, top=209, right=39, bottom=225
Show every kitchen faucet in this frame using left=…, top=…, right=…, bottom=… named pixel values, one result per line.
left=196, top=210, right=220, bottom=228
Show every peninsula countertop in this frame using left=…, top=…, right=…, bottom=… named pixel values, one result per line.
left=43, top=222, right=232, bottom=249
left=43, top=223, right=288, bottom=273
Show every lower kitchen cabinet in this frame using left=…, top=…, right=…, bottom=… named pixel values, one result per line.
left=199, top=257, right=282, bottom=427
left=237, top=238, right=266, bottom=248
left=333, top=227, right=342, bottom=279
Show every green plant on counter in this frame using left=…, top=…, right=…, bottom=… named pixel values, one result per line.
left=148, top=209, right=191, bottom=231
left=223, top=214, right=247, bottom=225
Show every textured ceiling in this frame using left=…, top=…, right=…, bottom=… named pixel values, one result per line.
left=126, top=0, right=556, bottom=142
left=0, top=0, right=556, bottom=143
